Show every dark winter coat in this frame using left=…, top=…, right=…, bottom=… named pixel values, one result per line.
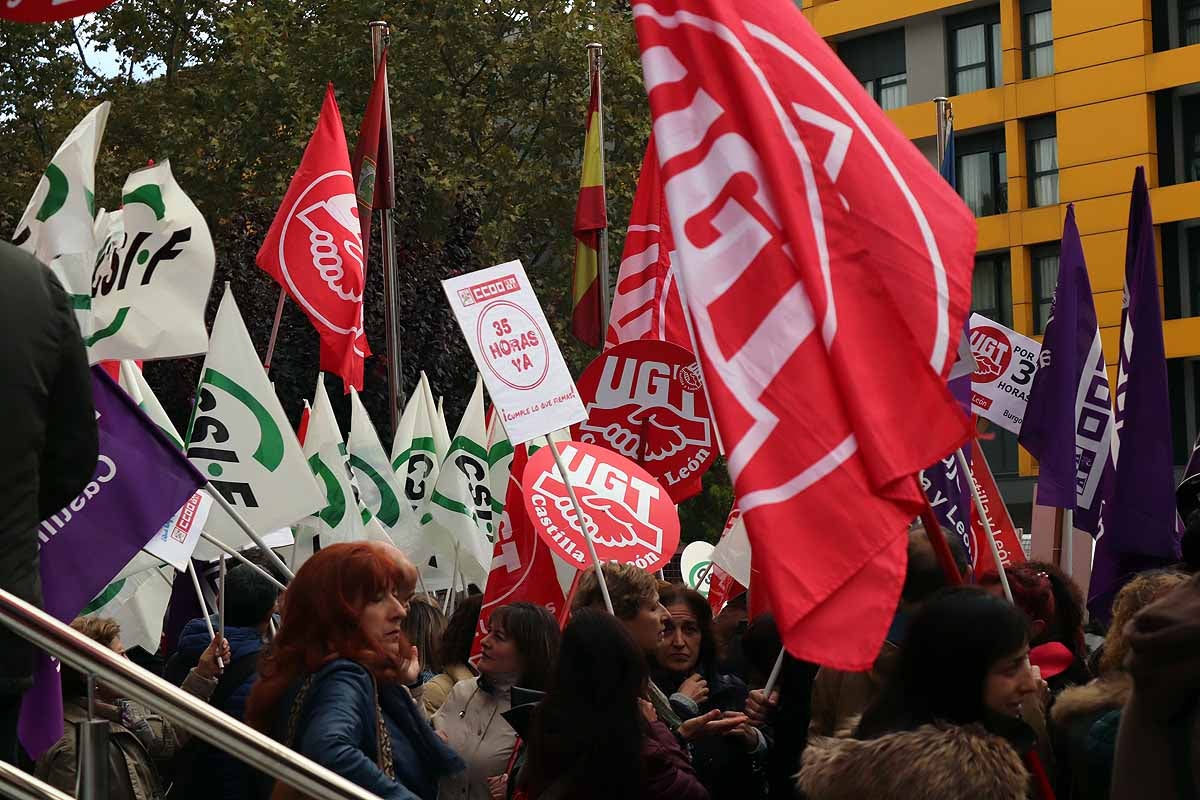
left=0, top=242, right=97, bottom=695
left=1050, top=673, right=1132, bottom=800
left=165, top=617, right=265, bottom=800
left=798, top=723, right=1031, bottom=800
left=271, top=659, right=464, bottom=800
left=1111, top=573, right=1200, bottom=800
left=643, top=719, right=710, bottom=800
left=657, top=667, right=765, bottom=799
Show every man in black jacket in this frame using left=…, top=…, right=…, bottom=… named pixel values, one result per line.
left=0, top=241, right=98, bottom=764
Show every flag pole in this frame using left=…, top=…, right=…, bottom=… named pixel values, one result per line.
left=934, top=97, right=950, bottom=166
left=198, top=531, right=287, bottom=591
left=262, top=290, right=286, bottom=373
left=205, top=483, right=296, bottom=580
left=187, top=562, right=224, bottom=669
left=370, top=20, right=405, bottom=430
left=955, top=449, right=1014, bottom=602
left=546, top=436, right=615, bottom=614
left=1062, top=507, right=1074, bottom=577
left=587, top=42, right=611, bottom=338
left=218, top=554, right=227, bottom=654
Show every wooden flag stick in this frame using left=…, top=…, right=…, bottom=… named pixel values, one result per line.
left=762, top=647, right=786, bottom=697
left=218, top=555, right=227, bottom=653
left=954, top=448, right=1014, bottom=603
left=545, top=437, right=614, bottom=615
left=914, top=474, right=964, bottom=588
left=262, top=289, right=286, bottom=373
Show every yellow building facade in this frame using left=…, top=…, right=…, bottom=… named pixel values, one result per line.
left=803, top=0, right=1200, bottom=526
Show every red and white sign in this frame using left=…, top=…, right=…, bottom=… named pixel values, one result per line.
left=144, top=490, right=214, bottom=571
left=969, top=438, right=1026, bottom=571
left=471, top=443, right=567, bottom=658
left=969, top=313, right=1041, bottom=434
left=1, top=0, right=116, bottom=22
left=523, top=441, right=680, bottom=573
left=633, top=0, right=976, bottom=670
left=257, top=85, right=368, bottom=391
left=574, top=340, right=715, bottom=502
left=443, top=260, right=586, bottom=445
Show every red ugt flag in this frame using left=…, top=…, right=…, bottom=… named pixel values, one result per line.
left=634, top=0, right=976, bottom=669
left=471, top=443, right=567, bottom=658
left=606, top=135, right=691, bottom=351
left=257, top=85, right=370, bottom=392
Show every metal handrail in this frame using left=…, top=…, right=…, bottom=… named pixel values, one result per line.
left=0, top=760, right=73, bottom=800
left=0, top=589, right=382, bottom=800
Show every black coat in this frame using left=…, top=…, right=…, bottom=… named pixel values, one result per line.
left=0, top=242, right=97, bottom=696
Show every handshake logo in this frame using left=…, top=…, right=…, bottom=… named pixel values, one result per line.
left=531, top=468, right=665, bottom=558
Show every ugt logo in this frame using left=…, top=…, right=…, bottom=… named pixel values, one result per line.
left=186, top=369, right=286, bottom=509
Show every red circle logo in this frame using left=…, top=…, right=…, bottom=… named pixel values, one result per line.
left=970, top=326, right=1013, bottom=384
left=523, top=441, right=680, bottom=573
left=572, top=340, right=716, bottom=503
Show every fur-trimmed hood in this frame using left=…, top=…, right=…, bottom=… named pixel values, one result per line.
left=797, top=724, right=1029, bottom=800
left=1050, top=673, right=1132, bottom=728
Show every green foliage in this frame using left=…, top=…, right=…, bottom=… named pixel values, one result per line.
left=0, top=0, right=733, bottom=533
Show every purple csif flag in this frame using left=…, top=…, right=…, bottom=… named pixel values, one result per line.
left=18, top=366, right=205, bottom=758
left=1019, top=205, right=1115, bottom=536
left=1090, top=168, right=1181, bottom=622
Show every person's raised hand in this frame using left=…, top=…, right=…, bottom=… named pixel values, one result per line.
left=399, top=645, right=422, bottom=686
left=678, top=709, right=749, bottom=740
left=678, top=673, right=709, bottom=705
left=639, top=698, right=658, bottom=725
left=745, top=688, right=778, bottom=728
left=196, top=637, right=231, bottom=679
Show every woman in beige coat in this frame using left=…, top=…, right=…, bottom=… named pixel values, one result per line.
left=432, top=603, right=559, bottom=800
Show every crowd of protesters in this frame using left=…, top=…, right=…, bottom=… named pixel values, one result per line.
left=0, top=524, right=1195, bottom=800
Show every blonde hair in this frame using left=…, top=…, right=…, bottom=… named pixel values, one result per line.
left=571, top=563, right=659, bottom=620
left=1100, top=570, right=1190, bottom=675
left=70, top=616, right=121, bottom=649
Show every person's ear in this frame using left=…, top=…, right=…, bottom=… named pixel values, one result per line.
left=1030, top=618, right=1047, bottom=642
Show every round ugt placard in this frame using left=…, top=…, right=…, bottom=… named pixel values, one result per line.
left=573, top=340, right=717, bottom=503
left=523, top=441, right=680, bottom=573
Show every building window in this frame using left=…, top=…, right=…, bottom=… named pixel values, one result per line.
left=1183, top=93, right=1200, bottom=182
left=949, top=7, right=1003, bottom=94
left=1023, top=0, right=1054, bottom=78
left=1163, top=221, right=1200, bottom=319
left=957, top=130, right=1008, bottom=217
left=1185, top=0, right=1200, bottom=46
left=839, top=28, right=908, bottom=111
left=1167, top=358, right=1200, bottom=465
left=1031, top=243, right=1060, bottom=334
left=972, top=252, right=1013, bottom=326
left=1026, top=115, right=1059, bottom=207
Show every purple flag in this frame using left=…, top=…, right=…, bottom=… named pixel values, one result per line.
left=1019, top=205, right=1115, bottom=535
left=19, top=367, right=205, bottom=757
left=920, top=452, right=973, bottom=564
left=1091, top=167, right=1181, bottom=621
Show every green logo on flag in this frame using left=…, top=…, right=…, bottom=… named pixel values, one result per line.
left=81, top=579, right=126, bottom=615
left=34, top=164, right=69, bottom=222
left=188, top=368, right=285, bottom=471
left=350, top=455, right=401, bottom=527
left=309, top=453, right=347, bottom=529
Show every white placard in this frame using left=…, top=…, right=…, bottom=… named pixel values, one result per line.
left=143, top=490, right=214, bottom=571
left=969, top=313, right=1042, bottom=434
left=442, top=260, right=587, bottom=445
left=681, top=541, right=715, bottom=596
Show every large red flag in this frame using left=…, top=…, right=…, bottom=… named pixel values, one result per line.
left=257, top=85, right=369, bottom=392
left=634, top=0, right=976, bottom=669
left=570, top=72, right=608, bottom=348
left=351, top=50, right=395, bottom=264
left=1, top=1, right=116, bottom=21
left=605, top=135, right=690, bottom=351
left=471, top=443, right=567, bottom=657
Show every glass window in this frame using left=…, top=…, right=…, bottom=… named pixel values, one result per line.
left=949, top=7, right=1003, bottom=94
left=1032, top=243, right=1061, bottom=334
left=839, top=29, right=908, bottom=111
left=1024, top=8, right=1054, bottom=78
left=956, top=130, right=1008, bottom=217
left=1185, top=1, right=1200, bottom=47
left=1026, top=115, right=1059, bottom=207
left=972, top=252, right=1013, bottom=327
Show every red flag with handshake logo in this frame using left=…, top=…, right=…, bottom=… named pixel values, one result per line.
left=257, top=85, right=369, bottom=391
left=634, top=0, right=976, bottom=669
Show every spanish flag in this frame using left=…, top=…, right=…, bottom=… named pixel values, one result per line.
left=571, top=70, right=608, bottom=348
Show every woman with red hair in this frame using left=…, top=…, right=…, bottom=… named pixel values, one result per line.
left=246, top=542, right=463, bottom=799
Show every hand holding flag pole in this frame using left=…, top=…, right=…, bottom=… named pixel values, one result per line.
left=187, top=562, right=224, bottom=671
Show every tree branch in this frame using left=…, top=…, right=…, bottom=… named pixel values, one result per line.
left=70, top=21, right=106, bottom=84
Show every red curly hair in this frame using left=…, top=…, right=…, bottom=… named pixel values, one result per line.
left=245, top=541, right=418, bottom=732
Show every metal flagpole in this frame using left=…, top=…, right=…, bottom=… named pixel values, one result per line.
left=199, top=531, right=287, bottom=591
left=188, top=562, right=224, bottom=669
left=218, top=555, right=227, bottom=654
left=955, top=449, right=1014, bottom=602
left=205, top=483, right=295, bottom=580
left=1062, top=508, right=1074, bottom=577
left=587, top=42, right=612, bottom=338
left=370, top=21, right=405, bottom=430
left=262, top=290, right=287, bottom=373
left=935, top=97, right=950, bottom=166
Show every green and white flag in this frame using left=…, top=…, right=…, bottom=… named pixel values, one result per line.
left=349, top=388, right=424, bottom=556
left=14, top=101, right=112, bottom=331
left=187, top=286, right=321, bottom=560
left=391, top=373, right=443, bottom=518
left=292, top=374, right=368, bottom=569
left=88, top=161, right=215, bottom=362
left=81, top=566, right=173, bottom=654
left=422, top=375, right=495, bottom=586
left=119, top=360, right=183, bottom=449
left=486, top=411, right=514, bottom=526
